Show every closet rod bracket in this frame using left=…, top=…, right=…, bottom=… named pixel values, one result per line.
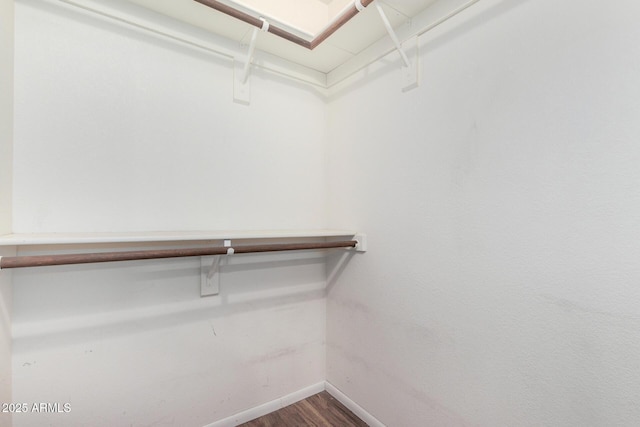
left=374, top=2, right=419, bottom=91
left=354, top=234, right=367, bottom=252
left=200, top=239, right=234, bottom=297
left=234, top=18, right=269, bottom=105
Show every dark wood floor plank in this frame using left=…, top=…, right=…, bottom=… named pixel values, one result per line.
left=238, top=391, right=368, bottom=427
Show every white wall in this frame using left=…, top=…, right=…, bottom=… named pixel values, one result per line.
left=11, top=1, right=327, bottom=425
left=0, top=0, right=12, bottom=234
left=13, top=0, right=326, bottom=233
left=0, top=0, right=14, bottom=425
left=326, top=0, right=640, bottom=425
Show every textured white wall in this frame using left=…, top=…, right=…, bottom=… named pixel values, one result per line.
left=0, top=0, right=14, bottom=425
left=326, top=0, right=640, bottom=425
left=12, top=0, right=640, bottom=425
left=11, top=1, right=327, bottom=426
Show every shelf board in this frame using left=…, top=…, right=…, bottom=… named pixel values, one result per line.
left=0, top=230, right=357, bottom=246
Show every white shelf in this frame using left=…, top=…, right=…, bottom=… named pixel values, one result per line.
left=0, top=230, right=358, bottom=246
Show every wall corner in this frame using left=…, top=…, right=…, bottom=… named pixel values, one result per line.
left=0, top=0, right=14, bottom=425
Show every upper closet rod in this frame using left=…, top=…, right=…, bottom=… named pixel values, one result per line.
left=193, top=0, right=374, bottom=50
left=310, top=0, right=375, bottom=49
left=194, top=0, right=311, bottom=48
left=0, top=240, right=358, bottom=269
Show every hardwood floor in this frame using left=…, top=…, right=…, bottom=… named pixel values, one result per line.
left=239, top=391, right=368, bottom=427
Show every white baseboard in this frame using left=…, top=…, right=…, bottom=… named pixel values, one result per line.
left=325, top=381, right=386, bottom=427
left=204, top=382, right=325, bottom=427
left=203, top=380, right=384, bottom=427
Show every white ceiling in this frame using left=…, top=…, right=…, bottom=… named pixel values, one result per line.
left=123, top=0, right=439, bottom=73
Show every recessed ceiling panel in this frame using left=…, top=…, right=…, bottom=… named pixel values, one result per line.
left=232, top=0, right=329, bottom=36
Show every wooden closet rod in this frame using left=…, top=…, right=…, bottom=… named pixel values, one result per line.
left=0, top=240, right=358, bottom=269
left=193, top=0, right=374, bottom=50
left=310, top=0, right=375, bottom=49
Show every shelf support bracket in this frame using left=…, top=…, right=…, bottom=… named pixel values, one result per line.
left=234, top=18, right=269, bottom=105
left=201, top=240, right=234, bottom=297
left=374, top=2, right=419, bottom=92
left=201, top=255, right=221, bottom=296
left=353, top=234, right=367, bottom=252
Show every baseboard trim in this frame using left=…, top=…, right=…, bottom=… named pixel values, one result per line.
left=204, top=382, right=326, bottom=427
left=325, top=381, right=386, bottom=427
left=204, top=381, right=384, bottom=427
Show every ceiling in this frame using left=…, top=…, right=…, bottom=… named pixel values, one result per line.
left=122, top=0, right=440, bottom=73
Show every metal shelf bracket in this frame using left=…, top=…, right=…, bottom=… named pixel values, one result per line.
left=234, top=18, right=269, bottom=105
left=374, top=2, right=419, bottom=92
left=354, top=234, right=367, bottom=252
left=201, top=239, right=233, bottom=297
